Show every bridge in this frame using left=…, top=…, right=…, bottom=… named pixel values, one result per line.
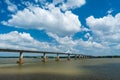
left=0, top=48, right=92, bottom=64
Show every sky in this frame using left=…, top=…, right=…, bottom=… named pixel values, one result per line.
left=0, top=0, right=120, bottom=56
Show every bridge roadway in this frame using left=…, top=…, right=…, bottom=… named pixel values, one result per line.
left=0, top=48, right=90, bottom=64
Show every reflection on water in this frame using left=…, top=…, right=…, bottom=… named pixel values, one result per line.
left=0, top=58, right=120, bottom=80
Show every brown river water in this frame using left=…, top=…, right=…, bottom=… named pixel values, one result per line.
left=0, top=58, right=120, bottom=80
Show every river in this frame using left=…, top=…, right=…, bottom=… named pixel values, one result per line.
left=0, top=58, right=120, bottom=80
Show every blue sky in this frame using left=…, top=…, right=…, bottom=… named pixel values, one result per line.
left=0, top=0, right=120, bottom=56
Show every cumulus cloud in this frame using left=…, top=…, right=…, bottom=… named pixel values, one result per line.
left=0, top=31, right=105, bottom=55
left=2, top=4, right=81, bottom=36
left=53, top=0, right=86, bottom=11
left=86, top=14, right=120, bottom=42
left=48, top=32, right=76, bottom=46
left=81, top=27, right=90, bottom=32
left=107, top=8, right=113, bottom=14
left=47, top=32, right=104, bottom=55
left=5, top=0, right=18, bottom=12
left=60, top=0, right=86, bottom=10
left=53, top=0, right=64, bottom=5
left=1, top=0, right=110, bottom=55
left=0, top=31, right=60, bottom=51
left=84, top=33, right=91, bottom=39
left=86, top=13, right=120, bottom=51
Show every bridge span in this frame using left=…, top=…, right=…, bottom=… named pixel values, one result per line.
left=0, top=48, right=92, bottom=64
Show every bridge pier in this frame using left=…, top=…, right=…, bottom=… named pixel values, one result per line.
left=75, top=54, right=77, bottom=60
left=78, top=55, right=80, bottom=59
left=17, top=51, right=23, bottom=64
left=80, top=56, right=83, bottom=59
left=42, top=53, right=47, bottom=63
left=83, top=56, right=86, bottom=58
left=55, top=53, right=60, bottom=61
left=67, top=54, right=70, bottom=61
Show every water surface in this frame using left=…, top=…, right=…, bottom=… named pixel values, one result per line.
left=0, top=58, right=120, bottom=80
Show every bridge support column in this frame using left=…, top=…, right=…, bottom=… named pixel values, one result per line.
left=81, top=56, right=83, bottom=59
left=42, top=53, right=47, bottom=63
left=78, top=55, right=80, bottom=59
left=55, top=53, right=60, bottom=61
left=82, top=56, right=84, bottom=58
left=83, top=56, right=85, bottom=58
left=17, top=52, right=23, bottom=64
left=67, top=54, right=70, bottom=61
left=75, top=54, right=77, bottom=60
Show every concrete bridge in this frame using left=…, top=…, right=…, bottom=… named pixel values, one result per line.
left=0, top=48, right=92, bottom=64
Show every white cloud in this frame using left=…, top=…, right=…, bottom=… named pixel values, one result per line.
left=62, top=0, right=86, bottom=10
left=1, top=0, right=102, bottom=55
left=5, top=0, right=18, bottom=12
left=0, top=31, right=79, bottom=54
left=47, top=32, right=79, bottom=53
left=86, top=13, right=120, bottom=53
left=47, top=32, right=76, bottom=46
left=53, top=0, right=64, bottom=5
left=34, top=0, right=46, bottom=3
left=0, top=31, right=107, bottom=55
left=2, top=4, right=81, bottom=37
left=2, top=0, right=116, bottom=55
left=0, top=31, right=60, bottom=52
left=107, top=8, right=113, bottom=14
left=54, top=0, right=86, bottom=11
left=84, top=33, right=90, bottom=38
left=47, top=32, right=105, bottom=55
left=81, top=26, right=90, bottom=32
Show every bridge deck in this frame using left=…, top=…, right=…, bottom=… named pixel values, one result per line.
left=0, top=48, right=68, bottom=54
